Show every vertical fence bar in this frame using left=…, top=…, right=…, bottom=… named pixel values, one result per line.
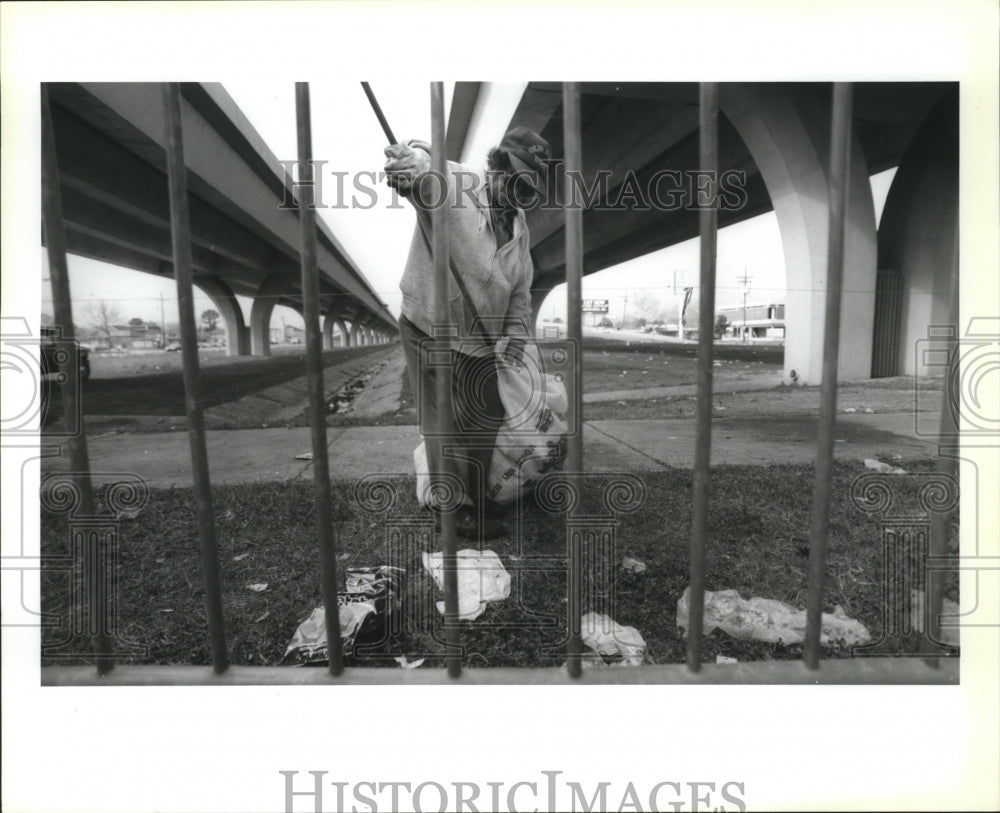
left=430, top=81, right=462, bottom=678
left=294, top=83, right=345, bottom=676
left=562, top=82, right=585, bottom=678
left=41, top=86, right=113, bottom=676
left=924, top=230, right=960, bottom=661
left=162, top=83, right=229, bottom=674
left=804, top=83, right=854, bottom=669
left=686, top=83, right=720, bottom=673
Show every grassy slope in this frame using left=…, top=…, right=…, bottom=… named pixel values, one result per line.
left=41, top=461, right=957, bottom=669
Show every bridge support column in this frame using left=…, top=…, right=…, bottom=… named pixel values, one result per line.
left=195, top=276, right=250, bottom=356
left=351, top=322, right=364, bottom=346
left=876, top=89, right=958, bottom=377
left=249, top=274, right=296, bottom=357
left=720, top=84, right=877, bottom=385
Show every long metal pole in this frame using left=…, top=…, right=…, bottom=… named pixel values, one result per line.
left=563, top=82, right=585, bottom=678
left=687, top=82, right=720, bottom=672
left=430, top=81, right=462, bottom=678
left=361, top=82, right=397, bottom=145
left=41, top=86, right=112, bottom=675
left=295, top=83, right=345, bottom=676
left=162, top=83, right=229, bottom=674
left=804, top=83, right=853, bottom=669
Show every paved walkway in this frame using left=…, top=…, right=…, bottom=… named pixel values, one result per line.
left=39, top=344, right=941, bottom=487
left=39, top=411, right=938, bottom=488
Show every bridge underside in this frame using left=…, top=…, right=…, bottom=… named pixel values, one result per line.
left=494, top=82, right=955, bottom=383
left=45, top=82, right=396, bottom=355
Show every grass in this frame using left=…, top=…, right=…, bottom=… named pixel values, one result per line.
left=553, top=337, right=783, bottom=395
left=40, top=460, right=958, bottom=670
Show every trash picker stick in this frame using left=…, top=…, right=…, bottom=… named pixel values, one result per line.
left=361, top=82, right=397, bottom=145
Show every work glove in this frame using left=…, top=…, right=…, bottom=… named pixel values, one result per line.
left=384, top=140, right=431, bottom=195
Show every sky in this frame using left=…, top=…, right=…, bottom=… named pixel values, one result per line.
left=40, top=81, right=897, bottom=333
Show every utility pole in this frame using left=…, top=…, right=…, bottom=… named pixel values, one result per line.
left=621, top=294, right=628, bottom=330
left=160, top=292, right=166, bottom=348
left=738, top=270, right=752, bottom=343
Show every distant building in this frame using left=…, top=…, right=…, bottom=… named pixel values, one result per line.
left=107, top=323, right=161, bottom=349
left=719, top=303, right=785, bottom=339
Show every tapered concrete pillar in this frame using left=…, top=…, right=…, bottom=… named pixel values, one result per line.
left=350, top=322, right=364, bottom=346
left=196, top=276, right=250, bottom=356
left=250, top=274, right=296, bottom=356
left=877, top=88, right=958, bottom=377
left=720, top=84, right=878, bottom=385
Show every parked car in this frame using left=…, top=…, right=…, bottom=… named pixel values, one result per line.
left=163, top=341, right=182, bottom=352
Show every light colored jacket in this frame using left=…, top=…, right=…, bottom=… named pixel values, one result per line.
left=396, top=149, right=535, bottom=356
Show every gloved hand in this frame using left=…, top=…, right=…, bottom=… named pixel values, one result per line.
left=384, top=140, right=431, bottom=195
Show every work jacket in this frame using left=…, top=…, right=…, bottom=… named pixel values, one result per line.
left=397, top=151, right=535, bottom=356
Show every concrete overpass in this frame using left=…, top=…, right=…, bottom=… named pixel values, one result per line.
left=447, top=82, right=957, bottom=385
left=45, top=82, right=397, bottom=355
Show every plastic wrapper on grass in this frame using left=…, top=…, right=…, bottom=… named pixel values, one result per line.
left=676, top=586, right=871, bottom=647
left=581, top=612, right=647, bottom=666
left=422, top=550, right=511, bottom=621
left=282, top=566, right=405, bottom=665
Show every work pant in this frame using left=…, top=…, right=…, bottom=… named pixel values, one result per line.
left=399, top=315, right=504, bottom=510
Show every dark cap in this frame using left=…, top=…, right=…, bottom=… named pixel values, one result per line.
left=499, top=127, right=551, bottom=192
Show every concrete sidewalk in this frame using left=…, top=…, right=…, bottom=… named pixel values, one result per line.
left=39, top=411, right=939, bottom=489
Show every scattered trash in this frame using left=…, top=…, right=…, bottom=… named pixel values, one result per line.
left=581, top=612, right=646, bottom=666
left=715, top=654, right=738, bottom=664
left=282, top=566, right=405, bottom=665
left=422, top=549, right=510, bottom=621
left=254, top=608, right=270, bottom=623
left=117, top=507, right=141, bottom=521
left=844, top=407, right=857, bottom=413
left=394, top=655, right=425, bottom=669
left=676, top=586, right=871, bottom=646
left=247, top=583, right=269, bottom=593
left=220, top=509, right=236, bottom=521
left=864, top=458, right=908, bottom=475
left=617, top=400, right=627, bottom=405
left=863, top=407, right=875, bottom=414
left=159, top=608, right=173, bottom=613
left=155, top=557, right=166, bottom=564
left=910, top=590, right=960, bottom=647
left=621, top=556, right=648, bottom=574
left=233, top=553, right=251, bottom=562
left=294, top=452, right=313, bottom=461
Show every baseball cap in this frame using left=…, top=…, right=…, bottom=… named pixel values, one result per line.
left=499, top=127, right=551, bottom=192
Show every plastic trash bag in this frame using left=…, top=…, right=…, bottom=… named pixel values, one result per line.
left=413, top=340, right=568, bottom=508
left=676, top=586, right=871, bottom=647
left=486, top=339, right=568, bottom=505
left=581, top=611, right=647, bottom=666
left=282, top=566, right=405, bottom=665
left=421, top=549, right=510, bottom=621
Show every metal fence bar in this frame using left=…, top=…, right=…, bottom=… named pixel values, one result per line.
left=42, top=657, right=958, bottom=686
left=162, top=83, right=229, bottom=674
left=924, top=228, right=960, bottom=660
left=562, top=82, right=585, bottom=679
left=430, top=81, right=462, bottom=679
left=804, top=83, right=854, bottom=669
left=295, top=83, right=345, bottom=676
left=686, top=82, right=720, bottom=673
left=40, top=85, right=112, bottom=676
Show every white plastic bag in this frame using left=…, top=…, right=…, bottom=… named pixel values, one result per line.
left=485, top=339, right=568, bottom=504
left=412, top=340, right=568, bottom=507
